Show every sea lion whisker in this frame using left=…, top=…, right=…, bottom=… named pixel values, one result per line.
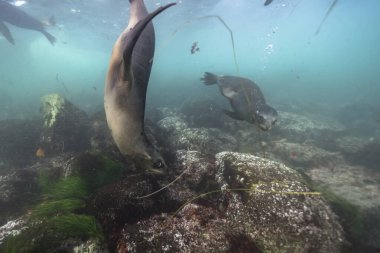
left=135, top=168, right=188, bottom=199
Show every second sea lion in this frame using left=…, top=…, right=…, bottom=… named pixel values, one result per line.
left=201, top=72, right=278, bottom=131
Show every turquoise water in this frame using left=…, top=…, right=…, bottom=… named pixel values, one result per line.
left=1, top=0, right=379, bottom=117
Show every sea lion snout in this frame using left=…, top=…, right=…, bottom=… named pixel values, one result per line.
left=256, top=105, right=278, bottom=131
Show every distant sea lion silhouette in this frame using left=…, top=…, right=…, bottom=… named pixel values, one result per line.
left=264, top=0, right=274, bottom=6
left=104, top=0, right=175, bottom=173
left=201, top=72, right=278, bottom=131
left=0, top=0, right=55, bottom=45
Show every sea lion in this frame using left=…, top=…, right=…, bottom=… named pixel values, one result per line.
left=104, top=0, right=175, bottom=173
left=201, top=72, right=278, bottom=131
left=0, top=0, right=55, bottom=45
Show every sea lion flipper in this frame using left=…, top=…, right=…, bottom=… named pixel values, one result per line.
left=222, top=109, right=244, bottom=121
left=201, top=72, right=218, bottom=85
left=41, top=30, right=56, bottom=45
left=122, top=2, right=176, bottom=81
left=0, top=21, right=15, bottom=45
left=220, top=86, right=238, bottom=98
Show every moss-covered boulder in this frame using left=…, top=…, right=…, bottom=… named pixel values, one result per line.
left=0, top=152, right=127, bottom=252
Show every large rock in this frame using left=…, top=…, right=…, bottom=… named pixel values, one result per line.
left=215, top=152, right=344, bottom=253
left=116, top=151, right=344, bottom=253
left=179, top=99, right=226, bottom=129
left=0, top=169, right=39, bottom=224
left=157, top=115, right=237, bottom=155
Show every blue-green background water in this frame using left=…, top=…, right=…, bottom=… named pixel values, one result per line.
left=1, top=1, right=380, bottom=251
left=1, top=0, right=379, bottom=119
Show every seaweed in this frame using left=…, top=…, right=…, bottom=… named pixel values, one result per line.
left=74, top=153, right=124, bottom=191
left=1, top=160, right=110, bottom=252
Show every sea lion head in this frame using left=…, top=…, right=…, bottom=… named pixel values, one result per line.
left=256, top=104, right=278, bottom=131
left=133, top=142, right=167, bottom=174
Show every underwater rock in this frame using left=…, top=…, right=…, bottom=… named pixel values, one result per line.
left=271, top=111, right=346, bottom=145
left=145, top=107, right=180, bottom=123
left=115, top=151, right=344, bottom=252
left=335, top=103, right=380, bottom=136
left=89, top=111, right=118, bottom=154
left=117, top=204, right=260, bottom=253
left=179, top=99, right=226, bottom=128
left=73, top=239, right=109, bottom=253
left=157, top=115, right=188, bottom=133
left=214, top=152, right=344, bottom=253
left=335, top=136, right=380, bottom=169
left=0, top=119, right=41, bottom=168
left=0, top=217, right=27, bottom=245
left=157, top=116, right=237, bottom=154
left=358, top=205, right=380, bottom=252
left=161, top=150, right=216, bottom=203
left=307, top=162, right=380, bottom=209
left=0, top=168, right=39, bottom=223
left=335, top=136, right=369, bottom=155
left=89, top=174, right=160, bottom=250
left=272, top=139, right=340, bottom=168
left=39, top=94, right=91, bottom=155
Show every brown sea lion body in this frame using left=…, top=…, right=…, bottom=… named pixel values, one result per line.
left=104, top=0, right=175, bottom=173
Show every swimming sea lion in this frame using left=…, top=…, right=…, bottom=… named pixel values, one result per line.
left=0, top=0, right=56, bottom=45
left=104, top=0, right=175, bottom=173
left=201, top=72, right=278, bottom=131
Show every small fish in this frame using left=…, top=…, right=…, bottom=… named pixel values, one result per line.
left=36, top=147, right=45, bottom=158
left=190, top=41, right=200, bottom=54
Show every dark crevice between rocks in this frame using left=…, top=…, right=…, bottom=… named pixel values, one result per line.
left=226, top=232, right=262, bottom=253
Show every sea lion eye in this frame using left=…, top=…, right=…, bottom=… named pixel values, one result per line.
left=153, top=160, right=163, bottom=168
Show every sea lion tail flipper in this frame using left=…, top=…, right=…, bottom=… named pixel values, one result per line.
left=42, top=30, right=56, bottom=45
left=122, top=2, right=176, bottom=74
left=0, top=21, right=15, bottom=45
left=222, top=109, right=244, bottom=121
left=201, top=72, right=218, bottom=85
